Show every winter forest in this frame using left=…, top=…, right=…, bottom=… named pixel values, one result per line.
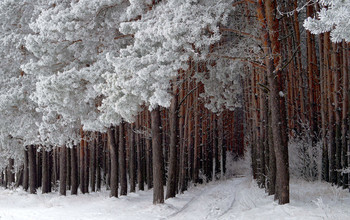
left=1, top=0, right=350, bottom=219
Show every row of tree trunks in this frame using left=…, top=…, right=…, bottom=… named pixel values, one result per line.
left=1, top=92, right=244, bottom=204
left=247, top=0, right=350, bottom=206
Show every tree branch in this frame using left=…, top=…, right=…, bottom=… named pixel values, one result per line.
left=177, top=85, right=200, bottom=111
left=232, top=0, right=256, bottom=7
left=114, top=34, right=134, bottom=40
left=219, top=28, right=260, bottom=42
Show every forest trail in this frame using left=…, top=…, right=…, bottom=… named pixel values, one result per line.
left=166, top=177, right=245, bottom=220
left=0, top=177, right=248, bottom=220
left=1, top=176, right=350, bottom=220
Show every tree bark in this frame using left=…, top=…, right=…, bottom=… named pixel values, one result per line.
left=28, top=145, right=37, bottom=194
left=328, top=41, right=336, bottom=185
left=218, top=114, right=224, bottom=179
left=42, top=149, right=49, bottom=194
left=90, top=133, right=96, bottom=192
left=258, top=0, right=289, bottom=204
left=36, top=149, right=42, bottom=189
left=7, top=158, right=15, bottom=187
left=96, top=133, right=102, bottom=191
left=341, top=41, right=349, bottom=188
left=66, top=146, right=71, bottom=191
left=129, top=123, right=136, bottom=193
left=108, top=127, right=118, bottom=197
left=15, top=165, right=23, bottom=188
left=136, top=116, right=145, bottom=191
left=80, top=129, right=86, bottom=194
left=179, top=76, right=187, bottom=192
left=59, top=146, right=67, bottom=196
left=119, top=121, right=128, bottom=196
left=146, top=111, right=153, bottom=189
left=193, top=84, right=200, bottom=183
left=71, top=146, right=78, bottom=195
left=83, top=138, right=89, bottom=193
left=166, top=85, right=178, bottom=199
left=332, top=43, right=342, bottom=186
left=151, top=107, right=164, bottom=204
left=23, top=147, right=29, bottom=191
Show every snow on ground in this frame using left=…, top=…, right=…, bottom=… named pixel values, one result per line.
left=0, top=177, right=350, bottom=220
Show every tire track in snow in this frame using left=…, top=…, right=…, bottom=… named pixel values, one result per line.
left=164, top=185, right=209, bottom=219
left=165, top=177, right=246, bottom=220
left=204, top=178, right=244, bottom=219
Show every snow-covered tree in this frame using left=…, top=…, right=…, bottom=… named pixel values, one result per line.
left=99, top=0, right=234, bottom=123
left=304, top=0, right=350, bottom=42
left=0, top=0, right=43, bottom=169
left=23, top=0, right=135, bottom=146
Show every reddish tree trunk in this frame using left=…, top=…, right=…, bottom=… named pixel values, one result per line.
left=151, top=107, right=164, bottom=204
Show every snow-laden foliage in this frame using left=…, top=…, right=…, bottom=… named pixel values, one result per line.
left=0, top=0, right=43, bottom=169
left=199, top=59, right=243, bottom=113
left=100, top=0, right=233, bottom=123
left=304, top=0, right=350, bottom=42
left=289, top=134, right=323, bottom=181
left=23, top=0, right=132, bottom=145
left=0, top=0, right=251, bottom=170
left=122, top=0, right=153, bottom=21
left=197, top=2, right=260, bottom=114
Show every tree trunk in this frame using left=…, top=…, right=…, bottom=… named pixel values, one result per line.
left=146, top=111, right=153, bottom=189
left=218, top=114, right=224, bottom=179
left=151, top=107, right=164, bottom=204
left=166, top=86, right=178, bottom=199
left=129, top=123, right=136, bottom=193
left=15, top=165, right=23, bottom=188
left=90, top=133, right=96, bottom=192
left=36, top=150, right=42, bottom=189
left=108, top=127, right=118, bottom=197
left=319, top=32, right=329, bottom=182
left=328, top=40, right=336, bottom=185
left=119, top=121, right=128, bottom=196
left=136, top=116, right=144, bottom=191
left=187, top=81, right=194, bottom=182
left=28, top=145, right=37, bottom=194
left=83, top=138, right=89, bottom=193
left=80, top=129, right=86, bottom=194
left=59, top=146, right=67, bottom=196
left=268, top=106, right=276, bottom=195
left=259, top=71, right=267, bottom=188
left=48, top=150, right=52, bottom=192
left=71, top=146, right=78, bottom=195
left=332, top=43, right=342, bottom=186
left=342, top=41, right=349, bottom=188
left=66, top=146, right=71, bottom=191
left=23, top=147, right=29, bottom=191
left=193, top=84, right=200, bottom=183
left=179, top=76, right=186, bottom=192
left=42, top=149, right=49, bottom=194
left=96, top=133, right=102, bottom=191
left=53, top=149, right=58, bottom=188
left=7, top=158, right=15, bottom=187
left=259, top=0, right=289, bottom=204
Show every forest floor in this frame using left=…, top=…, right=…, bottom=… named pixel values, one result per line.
left=0, top=176, right=350, bottom=220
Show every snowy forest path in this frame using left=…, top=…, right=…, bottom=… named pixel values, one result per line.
left=0, top=177, right=249, bottom=220
left=165, top=177, right=247, bottom=220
